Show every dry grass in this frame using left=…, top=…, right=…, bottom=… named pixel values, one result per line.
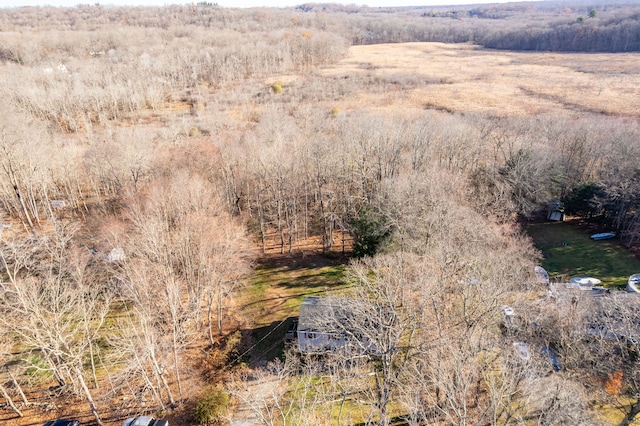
left=318, top=42, right=640, bottom=117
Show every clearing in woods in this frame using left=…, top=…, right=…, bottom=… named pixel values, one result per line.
left=527, top=220, right=640, bottom=288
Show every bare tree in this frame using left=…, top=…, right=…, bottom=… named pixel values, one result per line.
left=105, top=171, right=252, bottom=409
left=0, top=332, right=24, bottom=418
left=229, top=355, right=338, bottom=426
left=0, top=221, right=110, bottom=424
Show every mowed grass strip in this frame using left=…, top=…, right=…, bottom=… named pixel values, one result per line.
left=526, top=221, right=640, bottom=288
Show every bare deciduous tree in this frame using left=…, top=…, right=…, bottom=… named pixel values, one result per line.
left=0, top=221, right=110, bottom=424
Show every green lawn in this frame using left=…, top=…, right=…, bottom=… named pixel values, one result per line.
left=526, top=221, right=640, bottom=288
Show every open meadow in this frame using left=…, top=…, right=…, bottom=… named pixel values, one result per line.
left=319, top=42, right=640, bottom=117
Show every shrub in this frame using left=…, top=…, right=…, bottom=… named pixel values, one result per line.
left=350, top=205, right=392, bottom=258
left=271, top=83, right=283, bottom=94
left=192, top=386, right=230, bottom=424
left=562, top=182, right=606, bottom=218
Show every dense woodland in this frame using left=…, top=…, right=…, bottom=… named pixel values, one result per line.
left=2, top=1, right=640, bottom=52
left=1, top=1, right=640, bottom=425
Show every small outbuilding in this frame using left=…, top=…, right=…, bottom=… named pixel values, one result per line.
left=547, top=200, right=565, bottom=221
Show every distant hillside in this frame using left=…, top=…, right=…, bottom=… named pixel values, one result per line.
left=322, top=1, right=640, bottom=52
left=1, top=1, right=639, bottom=52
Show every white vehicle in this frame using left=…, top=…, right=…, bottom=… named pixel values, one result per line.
left=627, top=274, right=640, bottom=293
left=123, top=416, right=168, bottom=426
left=534, top=266, right=550, bottom=284
left=569, top=276, right=602, bottom=286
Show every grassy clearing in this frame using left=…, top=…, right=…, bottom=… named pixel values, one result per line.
left=526, top=221, right=640, bottom=288
left=248, top=260, right=347, bottom=326
left=243, top=256, right=349, bottom=361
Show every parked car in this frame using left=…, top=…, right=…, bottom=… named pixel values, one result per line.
left=44, top=420, right=80, bottom=426
left=123, top=416, right=168, bottom=426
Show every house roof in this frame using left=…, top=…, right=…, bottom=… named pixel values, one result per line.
left=298, top=296, right=353, bottom=332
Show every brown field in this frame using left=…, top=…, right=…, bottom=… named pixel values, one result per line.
left=317, top=42, right=640, bottom=118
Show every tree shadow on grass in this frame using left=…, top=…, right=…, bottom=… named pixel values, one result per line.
left=239, top=316, right=299, bottom=365
left=240, top=288, right=326, bottom=310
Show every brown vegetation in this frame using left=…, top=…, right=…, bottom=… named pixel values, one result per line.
left=1, top=2, right=640, bottom=426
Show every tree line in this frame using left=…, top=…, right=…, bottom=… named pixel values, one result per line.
left=2, top=2, right=640, bottom=53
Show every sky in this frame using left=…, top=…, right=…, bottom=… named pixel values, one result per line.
left=0, top=0, right=515, bottom=9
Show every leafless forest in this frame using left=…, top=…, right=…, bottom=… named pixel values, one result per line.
left=1, top=2, right=640, bottom=425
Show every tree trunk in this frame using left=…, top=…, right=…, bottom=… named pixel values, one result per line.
left=6, top=366, right=28, bottom=405
left=217, top=290, right=223, bottom=336
left=0, top=382, right=22, bottom=417
left=74, top=367, right=102, bottom=425
left=88, top=336, right=99, bottom=389
left=619, top=397, right=640, bottom=426
left=374, top=370, right=391, bottom=426
left=13, top=185, right=36, bottom=236
left=207, top=298, right=215, bottom=345
left=172, top=332, right=184, bottom=403
left=133, top=351, right=165, bottom=411
left=151, top=353, right=175, bottom=407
